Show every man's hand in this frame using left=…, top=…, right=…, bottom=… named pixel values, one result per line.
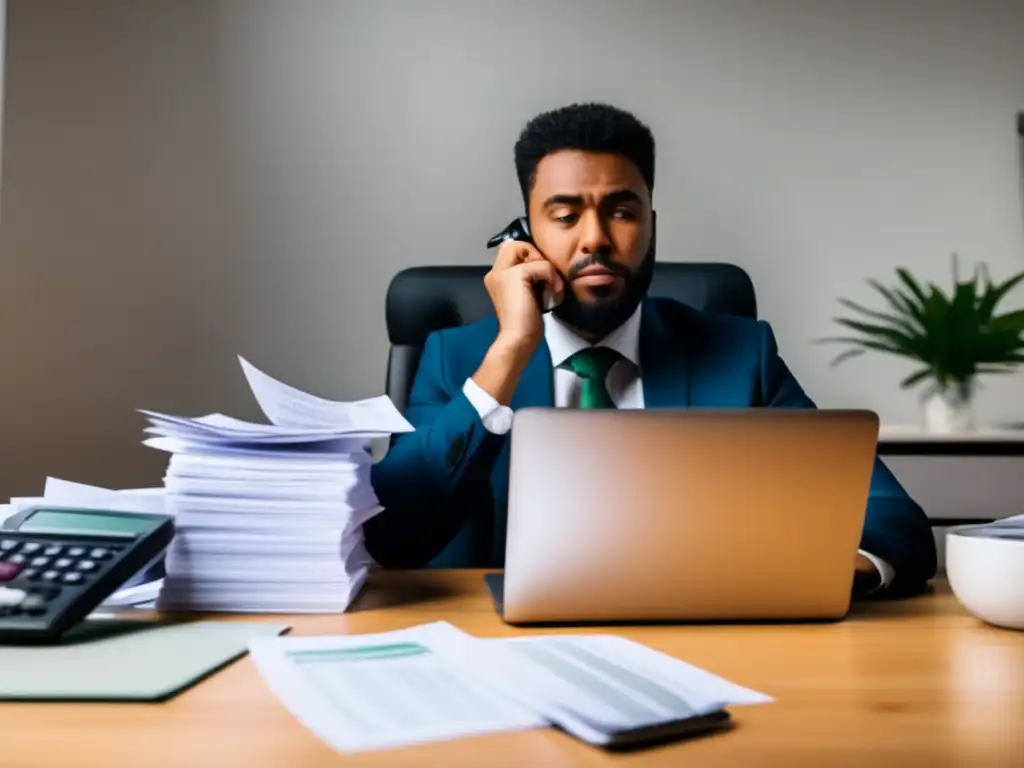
left=485, top=239, right=564, bottom=351
left=472, top=240, right=564, bottom=404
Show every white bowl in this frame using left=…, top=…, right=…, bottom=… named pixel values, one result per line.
left=946, top=526, right=1024, bottom=630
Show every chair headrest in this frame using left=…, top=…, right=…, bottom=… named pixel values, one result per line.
left=386, top=262, right=755, bottom=346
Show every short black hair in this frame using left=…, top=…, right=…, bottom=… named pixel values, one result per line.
left=514, top=102, right=655, bottom=206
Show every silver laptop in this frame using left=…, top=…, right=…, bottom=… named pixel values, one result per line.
left=494, top=408, right=879, bottom=624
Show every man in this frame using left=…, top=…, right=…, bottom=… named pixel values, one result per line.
left=367, top=102, right=936, bottom=597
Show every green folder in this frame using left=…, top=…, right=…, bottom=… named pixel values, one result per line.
left=0, top=617, right=289, bottom=701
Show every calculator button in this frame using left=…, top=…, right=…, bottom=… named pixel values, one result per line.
left=28, top=587, right=60, bottom=602
left=77, top=560, right=97, bottom=572
left=41, top=570, right=60, bottom=582
left=89, top=548, right=112, bottom=560
left=43, top=544, right=63, bottom=556
left=0, top=539, right=19, bottom=552
left=54, top=558, right=74, bottom=569
left=20, top=568, right=40, bottom=580
left=67, top=546, right=87, bottom=557
left=30, top=556, right=50, bottom=568
left=20, top=542, right=42, bottom=555
left=7, top=554, right=27, bottom=566
left=61, top=572, right=84, bottom=585
left=0, top=562, right=23, bottom=582
left=0, top=586, right=27, bottom=606
left=20, top=592, right=50, bottom=611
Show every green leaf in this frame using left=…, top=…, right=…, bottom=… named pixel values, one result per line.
left=895, top=267, right=929, bottom=306
left=816, top=336, right=922, bottom=361
left=977, top=271, right=1024, bottom=321
left=947, top=277, right=979, bottom=378
left=989, top=308, right=1024, bottom=334
left=927, top=282, right=951, bottom=306
left=836, top=298, right=918, bottom=333
left=831, top=319, right=931, bottom=363
left=899, top=368, right=933, bottom=389
left=813, top=335, right=899, bottom=349
left=822, top=260, right=1024, bottom=383
left=833, top=318, right=917, bottom=346
left=976, top=365, right=1020, bottom=374
left=867, top=279, right=923, bottom=319
left=827, top=348, right=866, bottom=367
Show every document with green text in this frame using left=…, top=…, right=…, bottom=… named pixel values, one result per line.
left=249, top=621, right=770, bottom=753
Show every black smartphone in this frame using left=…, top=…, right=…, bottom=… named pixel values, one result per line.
left=486, top=216, right=532, bottom=248
left=486, top=216, right=554, bottom=311
left=596, top=710, right=732, bottom=751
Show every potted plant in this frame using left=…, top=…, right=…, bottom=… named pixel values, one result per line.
left=818, top=255, right=1024, bottom=433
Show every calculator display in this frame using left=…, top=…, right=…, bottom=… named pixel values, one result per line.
left=17, top=509, right=159, bottom=536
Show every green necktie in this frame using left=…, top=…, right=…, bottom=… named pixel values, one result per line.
left=561, top=347, right=622, bottom=409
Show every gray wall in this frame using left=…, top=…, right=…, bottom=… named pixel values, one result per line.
left=1, top=0, right=1023, bottom=498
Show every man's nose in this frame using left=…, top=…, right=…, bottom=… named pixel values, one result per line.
left=578, top=211, right=611, bottom=255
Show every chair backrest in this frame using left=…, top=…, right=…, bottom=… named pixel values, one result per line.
left=385, top=262, right=756, bottom=413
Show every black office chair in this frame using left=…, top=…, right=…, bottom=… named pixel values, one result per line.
left=385, top=262, right=757, bottom=413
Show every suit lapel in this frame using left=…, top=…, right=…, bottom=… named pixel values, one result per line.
left=639, top=299, right=691, bottom=408
left=510, top=338, right=555, bottom=410
left=490, top=300, right=690, bottom=410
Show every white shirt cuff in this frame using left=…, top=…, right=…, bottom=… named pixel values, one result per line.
left=463, top=378, right=514, bottom=435
left=858, top=549, right=895, bottom=592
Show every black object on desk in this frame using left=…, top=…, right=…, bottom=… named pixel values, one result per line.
left=877, top=439, right=1024, bottom=457
left=0, top=506, right=174, bottom=643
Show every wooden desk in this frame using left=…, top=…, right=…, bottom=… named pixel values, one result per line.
left=2, top=571, right=1023, bottom=767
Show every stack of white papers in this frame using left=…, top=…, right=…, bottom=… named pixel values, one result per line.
left=140, top=357, right=413, bottom=613
left=248, top=621, right=772, bottom=753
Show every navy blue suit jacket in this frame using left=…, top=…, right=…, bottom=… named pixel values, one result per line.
left=367, top=298, right=937, bottom=594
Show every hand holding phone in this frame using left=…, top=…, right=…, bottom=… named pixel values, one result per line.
left=484, top=218, right=564, bottom=352
left=469, top=218, right=566, bottom=405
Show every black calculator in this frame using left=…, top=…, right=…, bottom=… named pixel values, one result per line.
left=0, top=506, right=174, bottom=643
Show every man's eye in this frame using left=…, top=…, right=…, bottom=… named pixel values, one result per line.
left=556, top=213, right=578, bottom=225
left=612, top=208, right=636, bottom=220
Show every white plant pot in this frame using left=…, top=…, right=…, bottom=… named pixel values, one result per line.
left=923, top=389, right=974, bottom=433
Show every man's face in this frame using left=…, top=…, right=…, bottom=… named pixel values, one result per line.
left=527, top=150, right=655, bottom=338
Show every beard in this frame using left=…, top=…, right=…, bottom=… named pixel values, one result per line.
left=552, top=242, right=655, bottom=339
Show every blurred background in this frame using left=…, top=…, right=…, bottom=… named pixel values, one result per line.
left=0, top=0, right=1021, bottom=502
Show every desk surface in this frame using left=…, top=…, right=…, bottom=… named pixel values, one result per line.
left=2, top=571, right=1023, bottom=768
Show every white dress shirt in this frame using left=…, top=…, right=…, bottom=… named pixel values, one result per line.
left=461, top=305, right=894, bottom=591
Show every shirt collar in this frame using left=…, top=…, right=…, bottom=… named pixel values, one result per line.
left=543, top=303, right=643, bottom=369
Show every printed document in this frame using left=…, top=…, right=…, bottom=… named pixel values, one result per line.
left=249, top=621, right=771, bottom=753
left=42, top=477, right=166, bottom=517
left=248, top=621, right=545, bottom=752
left=238, top=356, right=413, bottom=434
left=453, top=633, right=771, bottom=746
